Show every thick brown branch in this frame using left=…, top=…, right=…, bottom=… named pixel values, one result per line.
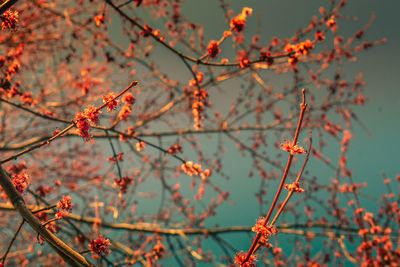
left=0, top=166, right=93, bottom=266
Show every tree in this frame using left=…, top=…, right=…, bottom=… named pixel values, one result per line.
left=0, top=0, right=397, bottom=266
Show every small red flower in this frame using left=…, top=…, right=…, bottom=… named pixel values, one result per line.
left=193, top=88, right=208, bottom=100
left=74, top=112, right=90, bottom=139
left=181, top=161, right=203, bottom=176
left=168, top=144, right=183, bottom=155
left=94, top=14, right=104, bottom=27
left=89, top=235, right=111, bottom=256
left=57, top=195, right=73, bottom=212
left=259, top=51, right=274, bottom=66
left=234, top=251, right=256, bottom=267
left=284, top=181, right=304, bottom=193
left=102, top=93, right=119, bottom=112
left=207, top=40, right=221, bottom=59
left=114, top=176, right=133, bottom=195
left=136, top=141, right=146, bottom=152
left=152, top=240, right=165, bottom=260
left=200, top=169, right=211, bottom=180
left=118, top=105, right=132, bottom=120
left=1, top=10, right=19, bottom=30
left=11, top=173, right=30, bottom=194
left=122, top=93, right=136, bottom=105
left=281, top=140, right=306, bottom=155
left=326, top=16, right=337, bottom=32
left=83, top=105, right=101, bottom=124
left=230, top=7, right=253, bottom=32
left=252, top=217, right=277, bottom=243
left=140, top=24, right=153, bottom=37
left=315, top=30, right=325, bottom=42
left=239, top=56, right=250, bottom=69
left=189, top=72, right=204, bottom=87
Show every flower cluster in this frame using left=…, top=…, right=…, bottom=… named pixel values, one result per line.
left=88, top=235, right=111, bottom=257
left=94, top=14, right=104, bottom=27
left=192, top=100, right=206, bottom=130
left=118, top=92, right=136, bottom=120
left=56, top=195, right=73, bottom=218
left=152, top=240, right=165, bottom=260
left=326, top=15, right=337, bottom=32
left=284, top=40, right=315, bottom=68
left=108, top=152, right=124, bottom=163
left=252, top=217, right=277, bottom=245
left=57, top=195, right=73, bottom=212
left=259, top=51, right=274, bottom=66
left=1, top=10, right=19, bottom=30
left=284, top=181, right=304, bottom=193
left=11, top=173, right=30, bottom=194
left=233, top=251, right=257, bottom=267
left=189, top=72, right=209, bottom=130
left=315, top=30, right=325, bottom=42
left=74, top=112, right=91, bottom=139
left=189, top=72, right=204, bottom=87
left=136, top=141, right=146, bottom=152
left=230, top=7, right=253, bottom=32
left=114, top=176, right=134, bottom=196
left=207, top=40, right=221, bottom=59
left=239, top=56, right=250, bottom=69
left=140, top=24, right=161, bottom=39
left=181, top=161, right=211, bottom=180
left=168, top=144, right=183, bottom=155
left=102, top=93, right=119, bottom=112
left=83, top=105, right=101, bottom=124
left=281, top=140, right=306, bottom=155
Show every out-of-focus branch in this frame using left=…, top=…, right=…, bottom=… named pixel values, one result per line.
left=2, top=202, right=396, bottom=238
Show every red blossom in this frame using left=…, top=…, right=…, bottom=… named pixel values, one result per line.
left=141, top=24, right=153, bottom=37
left=239, top=56, right=250, bottom=69
left=118, top=104, right=132, bottom=120
left=1, top=10, right=18, bottom=30
left=284, top=182, right=305, bottom=193
left=326, top=16, right=337, bottom=32
left=168, top=144, right=183, bottom=155
left=7, top=60, right=20, bottom=75
left=252, top=217, right=277, bottom=243
left=152, top=240, right=165, bottom=260
left=122, top=93, right=136, bottom=105
left=315, top=30, right=326, bottom=42
left=102, top=93, right=119, bottom=112
left=114, top=176, right=134, bottom=195
left=230, top=7, right=253, bottom=32
left=83, top=105, right=101, bottom=124
left=193, top=88, right=208, bottom=100
left=88, top=235, right=111, bottom=256
left=74, top=112, right=90, bottom=139
left=234, top=251, right=256, bottom=267
left=94, top=15, right=104, bottom=26
left=181, top=161, right=203, bottom=176
left=281, top=140, right=306, bottom=155
left=207, top=40, right=221, bottom=59
left=11, top=173, right=30, bottom=194
left=189, top=72, right=204, bottom=87
left=259, top=51, right=274, bottom=66
left=136, top=141, right=146, bottom=152
left=57, top=195, right=73, bottom=212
